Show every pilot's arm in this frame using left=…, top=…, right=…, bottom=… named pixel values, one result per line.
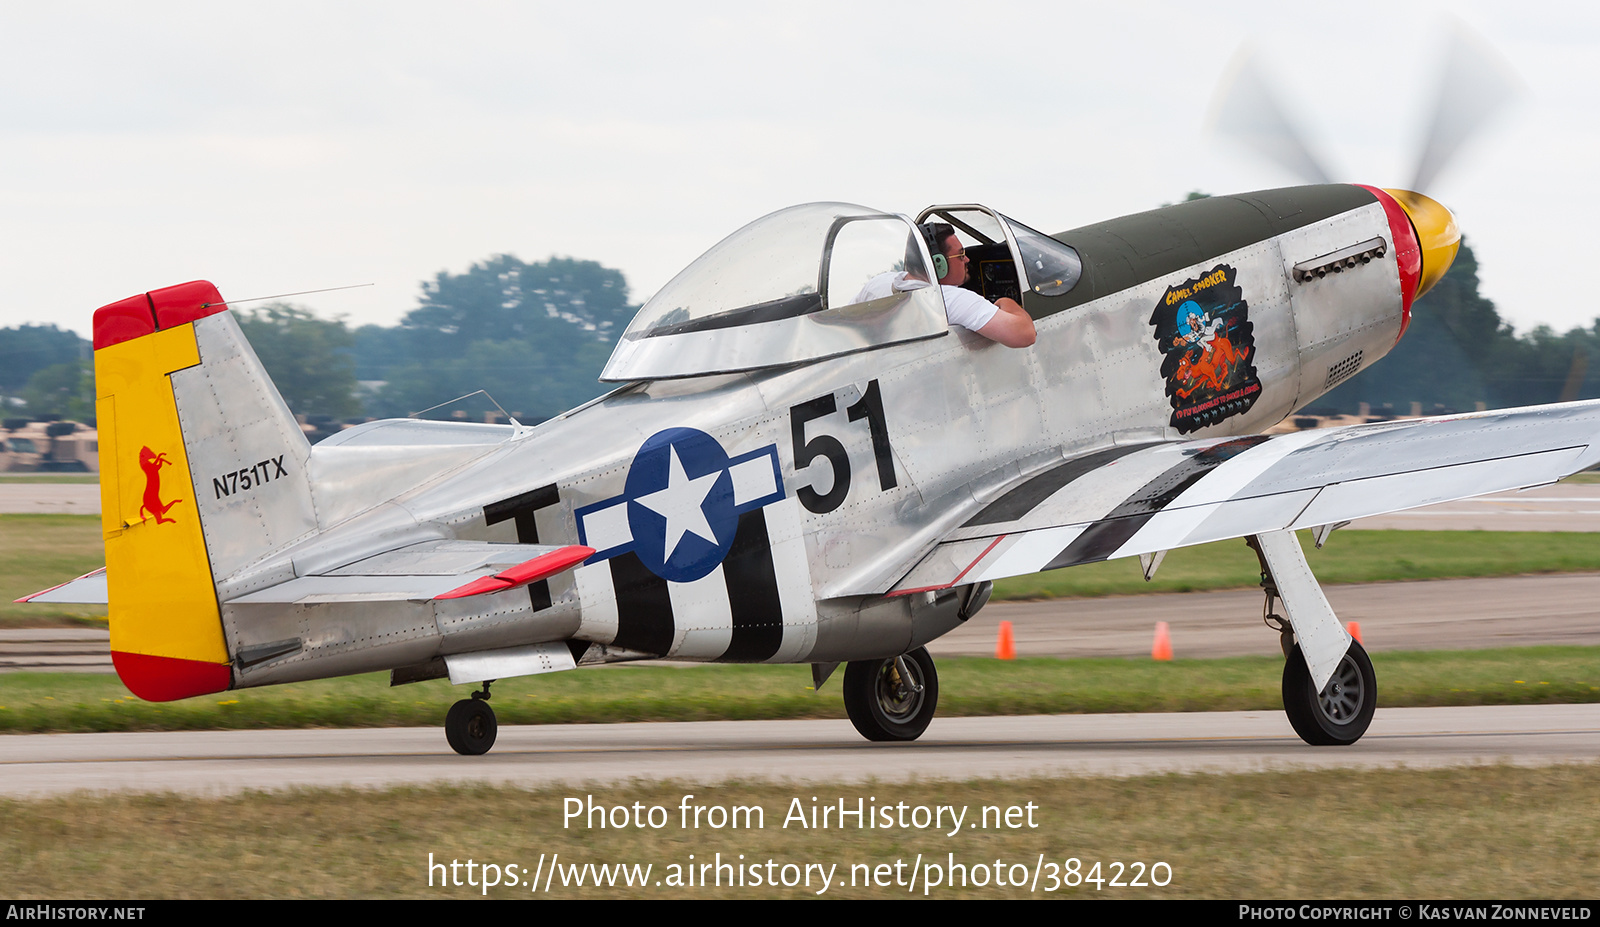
left=942, top=286, right=1037, bottom=348
left=977, top=297, right=1037, bottom=348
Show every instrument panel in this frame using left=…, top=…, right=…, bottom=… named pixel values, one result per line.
left=963, top=242, right=1021, bottom=303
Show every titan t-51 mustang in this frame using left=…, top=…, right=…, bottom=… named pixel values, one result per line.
left=28, top=186, right=1600, bottom=754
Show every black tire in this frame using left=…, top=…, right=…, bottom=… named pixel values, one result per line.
left=445, top=698, right=498, bottom=756
left=842, top=647, right=939, bottom=742
left=1282, top=639, right=1376, bottom=746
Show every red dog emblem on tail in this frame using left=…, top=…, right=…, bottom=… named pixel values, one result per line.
left=138, top=446, right=183, bottom=525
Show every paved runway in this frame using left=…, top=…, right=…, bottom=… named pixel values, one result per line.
left=3, top=705, right=1596, bottom=797
left=0, top=482, right=99, bottom=514
left=1348, top=482, right=1600, bottom=532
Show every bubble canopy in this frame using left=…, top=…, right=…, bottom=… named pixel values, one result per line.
left=600, top=203, right=950, bottom=381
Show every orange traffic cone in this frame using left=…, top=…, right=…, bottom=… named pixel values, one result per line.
left=1347, top=621, right=1363, bottom=645
left=1152, top=621, right=1173, bottom=661
left=996, top=620, right=1016, bottom=660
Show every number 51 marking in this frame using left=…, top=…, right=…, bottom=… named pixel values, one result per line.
left=790, top=379, right=896, bottom=515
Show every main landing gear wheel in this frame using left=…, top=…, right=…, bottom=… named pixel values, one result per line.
left=1282, top=639, right=1376, bottom=746
left=842, top=647, right=939, bottom=742
left=446, top=689, right=498, bottom=756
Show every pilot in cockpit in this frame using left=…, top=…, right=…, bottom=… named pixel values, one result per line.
left=853, top=222, right=1037, bottom=348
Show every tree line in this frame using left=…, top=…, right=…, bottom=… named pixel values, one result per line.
left=1, top=239, right=1591, bottom=427
left=3, top=254, right=635, bottom=428
left=1317, top=240, right=1600, bottom=415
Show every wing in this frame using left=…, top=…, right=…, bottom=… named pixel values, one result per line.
left=889, top=401, right=1600, bottom=594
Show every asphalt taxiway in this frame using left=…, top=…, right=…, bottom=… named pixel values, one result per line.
left=3, top=705, right=1597, bottom=797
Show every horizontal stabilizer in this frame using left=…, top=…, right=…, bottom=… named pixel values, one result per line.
left=891, top=401, right=1600, bottom=594
left=16, top=568, right=108, bottom=604
left=230, top=540, right=592, bottom=605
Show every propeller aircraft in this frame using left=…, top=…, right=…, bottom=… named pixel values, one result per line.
left=27, top=33, right=1591, bottom=755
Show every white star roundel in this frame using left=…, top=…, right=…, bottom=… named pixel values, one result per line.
left=635, top=446, right=721, bottom=561
left=575, top=428, right=784, bottom=583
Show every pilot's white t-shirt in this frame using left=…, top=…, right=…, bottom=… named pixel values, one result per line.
left=852, top=272, right=1000, bottom=332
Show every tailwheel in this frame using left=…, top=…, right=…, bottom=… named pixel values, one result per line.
left=445, top=686, right=498, bottom=756
left=1282, top=639, right=1376, bottom=746
left=842, top=647, right=938, bottom=742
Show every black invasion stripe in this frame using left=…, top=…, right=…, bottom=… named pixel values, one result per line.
left=1041, top=436, right=1270, bottom=571
left=608, top=553, right=674, bottom=655
left=964, top=443, right=1164, bottom=527
left=485, top=483, right=561, bottom=613
left=718, top=508, right=784, bottom=663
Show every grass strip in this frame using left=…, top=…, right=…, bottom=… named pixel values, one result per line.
left=3, top=766, right=1596, bottom=898
left=3, top=646, right=1597, bottom=734
left=0, top=514, right=107, bottom=626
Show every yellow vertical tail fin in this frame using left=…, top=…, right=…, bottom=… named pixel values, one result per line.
left=95, top=281, right=314, bottom=700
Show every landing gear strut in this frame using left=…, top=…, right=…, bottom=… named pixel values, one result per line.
left=1248, top=531, right=1377, bottom=747
left=842, top=647, right=939, bottom=741
left=446, top=681, right=498, bottom=756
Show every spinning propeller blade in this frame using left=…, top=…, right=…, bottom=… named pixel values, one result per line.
left=1409, top=20, right=1522, bottom=193
left=1211, top=22, right=1521, bottom=195
left=1208, top=46, right=1334, bottom=186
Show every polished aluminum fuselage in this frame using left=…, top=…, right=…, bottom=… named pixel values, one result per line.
left=217, top=194, right=1403, bottom=688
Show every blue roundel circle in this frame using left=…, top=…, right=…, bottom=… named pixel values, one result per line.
left=623, top=428, right=739, bottom=583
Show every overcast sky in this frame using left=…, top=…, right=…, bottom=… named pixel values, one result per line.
left=2, top=1, right=1595, bottom=339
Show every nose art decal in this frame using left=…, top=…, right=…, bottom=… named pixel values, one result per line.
left=1149, top=264, right=1261, bottom=434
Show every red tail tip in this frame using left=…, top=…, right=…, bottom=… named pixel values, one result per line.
left=93, top=280, right=228, bottom=350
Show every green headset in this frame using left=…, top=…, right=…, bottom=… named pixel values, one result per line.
left=920, top=223, right=954, bottom=278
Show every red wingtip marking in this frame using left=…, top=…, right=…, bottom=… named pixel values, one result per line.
left=92, top=294, right=157, bottom=350
left=435, top=545, right=596, bottom=600
left=111, top=651, right=231, bottom=702
left=150, top=280, right=228, bottom=329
